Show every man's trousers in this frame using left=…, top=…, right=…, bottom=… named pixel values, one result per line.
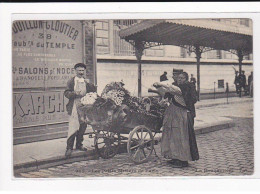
left=66, top=123, right=87, bottom=150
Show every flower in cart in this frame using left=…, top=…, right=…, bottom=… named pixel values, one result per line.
left=81, top=92, right=98, bottom=105
left=101, top=81, right=129, bottom=96
left=101, top=89, right=125, bottom=106
left=158, top=98, right=170, bottom=107
left=118, top=90, right=125, bottom=96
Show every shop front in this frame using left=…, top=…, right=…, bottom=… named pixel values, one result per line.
left=12, top=20, right=95, bottom=144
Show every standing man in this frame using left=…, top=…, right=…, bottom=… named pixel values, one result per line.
left=160, top=71, right=168, bottom=82
left=234, top=71, right=240, bottom=94
left=238, top=70, right=247, bottom=95
left=190, top=74, right=196, bottom=89
left=64, top=63, right=96, bottom=157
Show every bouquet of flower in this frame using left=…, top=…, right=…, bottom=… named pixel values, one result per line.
left=101, top=81, right=127, bottom=95
left=80, top=92, right=98, bottom=105
left=124, top=96, right=146, bottom=114
left=148, top=97, right=168, bottom=118
left=101, top=81, right=130, bottom=106
left=102, top=89, right=125, bottom=106
left=123, top=96, right=167, bottom=120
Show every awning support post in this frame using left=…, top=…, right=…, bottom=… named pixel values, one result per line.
left=237, top=50, right=244, bottom=98
left=184, top=45, right=213, bottom=101
left=134, top=40, right=144, bottom=97
left=238, top=50, right=243, bottom=75
left=195, top=45, right=202, bottom=101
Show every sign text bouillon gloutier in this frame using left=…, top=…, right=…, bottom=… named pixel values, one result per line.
left=13, top=20, right=79, bottom=41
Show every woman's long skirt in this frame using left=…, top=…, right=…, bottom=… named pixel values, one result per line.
left=187, top=112, right=199, bottom=161
left=161, top=103, right=199, bottom=161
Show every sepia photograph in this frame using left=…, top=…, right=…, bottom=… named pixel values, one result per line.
left=11, top=18, right=254, bottom=178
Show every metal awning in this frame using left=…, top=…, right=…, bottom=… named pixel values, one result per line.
left=119, top=19, right=252, bottom=53
left=119, top=19, right=253, bottom=98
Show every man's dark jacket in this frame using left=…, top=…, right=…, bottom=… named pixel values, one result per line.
left=64, top=77, right=97, bottom=115
left=238, top=74, right=246, bottom=87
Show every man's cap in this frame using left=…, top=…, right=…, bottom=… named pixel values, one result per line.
left=172, top=68, right=183, bottom=74
left=74, top=63, right=87, bottom=69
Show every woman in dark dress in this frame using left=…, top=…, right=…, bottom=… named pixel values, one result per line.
left=156, top=71, right=199, bottom=168
left=177, top=72, right=199, bottom=166
left=177, top=72, right=197, bottom=126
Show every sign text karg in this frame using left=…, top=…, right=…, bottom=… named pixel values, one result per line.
left=13, top=91, right=69, bottom=128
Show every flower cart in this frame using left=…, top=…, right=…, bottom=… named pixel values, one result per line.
left=78, top=82, right=166, bottom=164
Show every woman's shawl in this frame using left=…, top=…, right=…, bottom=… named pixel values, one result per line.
left=178, top=82, right=197, bottom=117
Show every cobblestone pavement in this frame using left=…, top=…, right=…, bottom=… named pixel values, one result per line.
left=15, top=103, right=254, bottom=178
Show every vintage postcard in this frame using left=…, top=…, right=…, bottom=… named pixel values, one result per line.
left=11, top=17, right=254, bottom=179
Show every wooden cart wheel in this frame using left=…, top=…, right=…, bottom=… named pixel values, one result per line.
left=94, top=130, right=121, bottom=159
left=127, top=125, right=154, bottom=164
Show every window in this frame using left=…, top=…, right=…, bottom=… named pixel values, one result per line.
left=113, top=20, right=139, bottom=56
left=216, top=50, right=222, bottom=59
left=218, top=79, right=224, bottom=88
left=225, top=19, right=232, bottom=25
left=240, top=19, right=249, bottom=27
left=244, top=55, right=250, bottom=60
left=114, top=20, right=138, bottom=28
left=207, top=50, right=219, bottom=59
left=180, top=47, right=187, bottom=58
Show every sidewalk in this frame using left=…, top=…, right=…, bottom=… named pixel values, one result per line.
left=13, top=96, right=253, bottom=173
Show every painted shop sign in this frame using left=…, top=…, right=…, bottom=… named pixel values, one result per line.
left=12, top=20, right=96, bottom=143
left=12, top=20, right=83, bottom=88
left=12, top=20, right=85, bottom=130
left=13, top=91, right=69, bottom=128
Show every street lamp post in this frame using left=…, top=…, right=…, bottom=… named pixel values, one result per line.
left=214, top=82, right=216, bottom=99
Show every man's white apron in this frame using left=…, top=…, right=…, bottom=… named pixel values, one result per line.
left=67, top=77, right=87, bottom=138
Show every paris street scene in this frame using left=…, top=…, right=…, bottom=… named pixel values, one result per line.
left=12, top=19, right=253, bottom=178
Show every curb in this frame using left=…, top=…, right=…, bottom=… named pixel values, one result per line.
left=14, top=149, right=98, bottom=174
left=14, top=121, right=235, bottom=175
left=194, top=122, right=235, bottom=135
left=196, top=98, right=252, bottom=109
